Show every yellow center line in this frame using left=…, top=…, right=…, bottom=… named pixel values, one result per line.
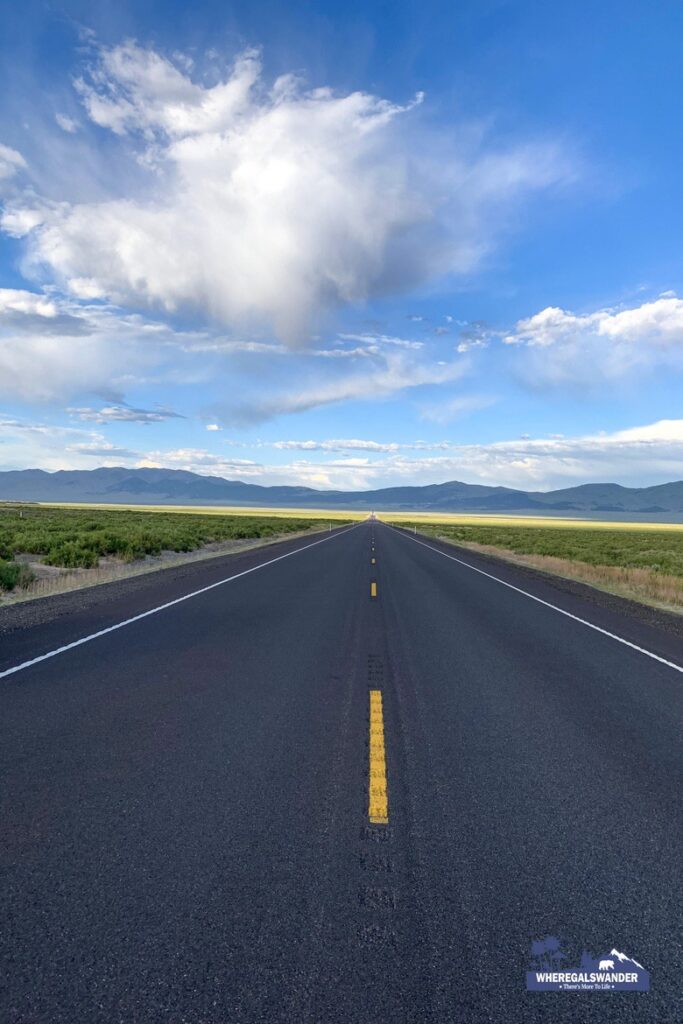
left=370, top=581, right=377, bottom=598
left=368, top=690, right=388, bottom=824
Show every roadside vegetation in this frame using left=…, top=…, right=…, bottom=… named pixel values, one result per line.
left=397, top=519, right=683, bottom=613
left=0, top=504, right=345, bottom=595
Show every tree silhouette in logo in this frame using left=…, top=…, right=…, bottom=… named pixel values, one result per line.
left=531, top=936, right=568, bottom=970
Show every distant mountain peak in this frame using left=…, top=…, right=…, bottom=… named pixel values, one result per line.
left=0, top=467, right=681, bottom=516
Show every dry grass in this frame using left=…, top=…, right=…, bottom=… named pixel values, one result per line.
left=441, top=538, right=683, bottom=613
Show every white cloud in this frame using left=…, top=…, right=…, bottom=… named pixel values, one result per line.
left=66, top=440, right=139, bottom=458
left=505, top=295, right=683, bottom=386
left=164, top=418, right=683, bottom=489
left=456, top=321, right=493, bottom=353
left=55, top=113, right=79, bottom=133
left=456, top=337, right=488, bottom=353
left=4, top=414, right=683, bottom=490
left=0, top=288, right=186, bottom=402
left=311, top=345, right=372, bottom=359
left=338, top=333, right=424, bottom=351
left=205, top=423, right=222, bottom=431
left=135, top=448, right=375, bottom=489
left=0, top=288, right=59, bottom=318
left=182, top=339, right=284, bottom=355
left=0, top=286, right=472, bottom=422
left=74, top=45, right=263, bottom=138
left=139, top=449, right=259, bottom=473
left=0, top=415, right=137, bottom=470
left=3, top=40, right=574, bottom=343
left=0, top=143, right=26, bottom=182
left=68, top=403, right=183, bottom=424
left=132, top=418, right=683, bottom=489
left=244, top=438, right=458, bottom=453
left=394, top=419, right=683, bottom=489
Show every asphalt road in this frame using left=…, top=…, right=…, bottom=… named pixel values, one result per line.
left=1, top=520, right=681, bottom=1023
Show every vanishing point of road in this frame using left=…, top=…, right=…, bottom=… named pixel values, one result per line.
left=1, top=521, right=681, bottom=1022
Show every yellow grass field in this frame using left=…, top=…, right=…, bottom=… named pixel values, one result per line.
left=379, top=509, right=683, bottom=531
left=37, top=501, right=366, bottom=521
left=35, top=502, right=683, bottom=531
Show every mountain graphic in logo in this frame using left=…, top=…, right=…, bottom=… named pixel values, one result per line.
left=609, top=949, right=645, bottom=970
left=526, top=936, right=650, bottom=992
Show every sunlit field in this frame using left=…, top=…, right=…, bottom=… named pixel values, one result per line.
left=37, top=503, right=683, bottom=531
left=380, top=510, right=683, bottom=532
left=37, top=501, right=366, bottom=521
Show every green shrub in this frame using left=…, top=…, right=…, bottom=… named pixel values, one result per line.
left=407, top=522, right=683, bottom=577
left=0, top=559, right=21, bottom=590
left=0, top=560, right=34, bottom=591
left=0, top=505, right=346, bottom=572
left=44, top=541, right=99, bottom=568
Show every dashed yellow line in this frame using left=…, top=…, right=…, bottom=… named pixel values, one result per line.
left=369, top=690, right=388, bottom=824
left=370, top=581, right=377, bottom=598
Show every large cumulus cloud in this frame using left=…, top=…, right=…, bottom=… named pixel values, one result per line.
left=2, top=41, right=573, bottom=343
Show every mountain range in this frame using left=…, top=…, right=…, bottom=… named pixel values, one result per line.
left=1, top=467, right=683, bottom=515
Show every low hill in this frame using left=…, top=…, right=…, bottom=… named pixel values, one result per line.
left=1, top=467, right=683, bottom=515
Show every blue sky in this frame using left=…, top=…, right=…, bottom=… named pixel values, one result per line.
left=1, top=0, right=683, bottom=490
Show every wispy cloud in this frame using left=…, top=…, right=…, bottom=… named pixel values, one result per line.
left=337, top=333, right=424, bottom=351
left=418, top=393, right=496, bottom=424
left=272, top=439, right=404, bottom=453
left=216, top=350, right=470, bottom=425
left=0, top=414, right=138, bottom=470
left=66, top=441, right=139, bottom=459
left=0, top=288, right=186, bottom=402
left=0, top=142, right=26, bottom=182
left=456, top=321, right=494, bottom=353
left=0, top=285, right=473, bottom=423
left=68, top=403, right=184, bottom=424
left=55, top=113, right=79, bottom=134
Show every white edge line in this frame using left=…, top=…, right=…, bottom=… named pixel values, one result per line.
left=0, top=523, right=362, bottom=681
left=383, top=522, right=683, bottom=675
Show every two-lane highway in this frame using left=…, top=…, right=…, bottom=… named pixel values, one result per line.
left=1, top=520, right=681, bottom=1022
